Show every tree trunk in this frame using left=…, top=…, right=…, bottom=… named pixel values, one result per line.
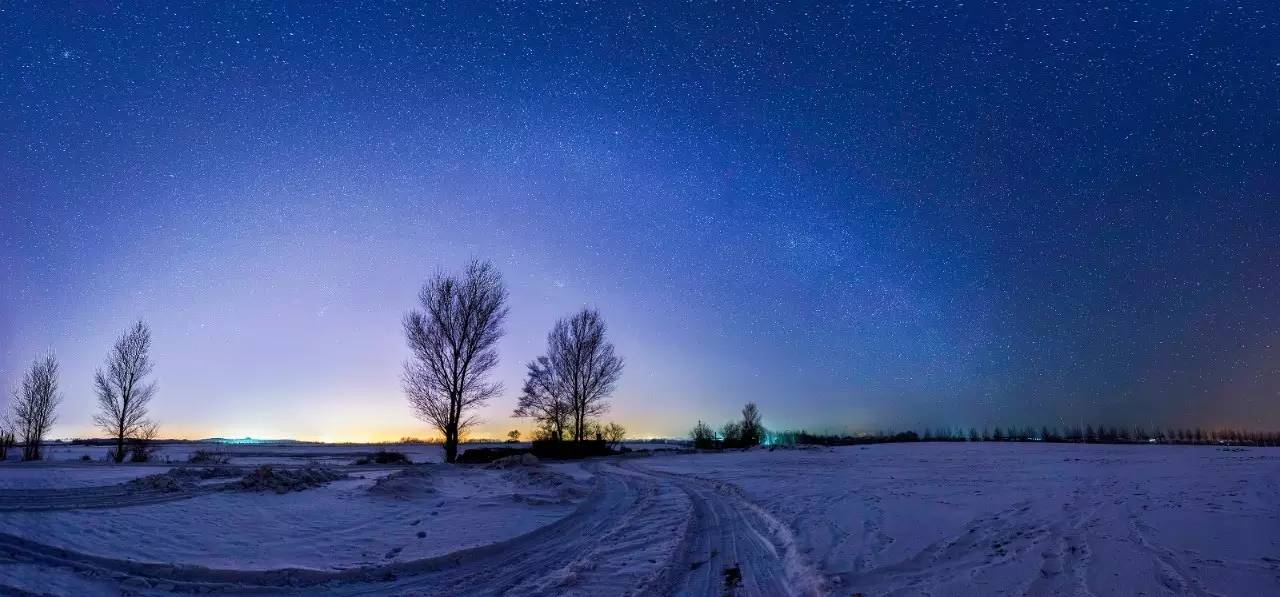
left=115, top=431, right=126, bottom=463
left=444, top=431, right=458, bottom=463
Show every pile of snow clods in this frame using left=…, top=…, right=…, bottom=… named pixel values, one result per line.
left=126, top=467, right=244, bottom=493
left=234, top=465, right=346, bottom=494
left=367, top=466, right=436, bottom=499
left=484, top=454, right=590, bottom=504
left=486, top=453, right=541, bottom=469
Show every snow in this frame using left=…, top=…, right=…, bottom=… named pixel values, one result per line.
left=0, top=465, right=169, bottom=490
left=638, top=443, right=1280, bottom=596
left=0, top=463, right=584, bottom=572
left=0, top=442, right=1275, bottom=595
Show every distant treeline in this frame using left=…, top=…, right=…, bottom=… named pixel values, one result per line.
left=768, top=425, right=1280, bottom=447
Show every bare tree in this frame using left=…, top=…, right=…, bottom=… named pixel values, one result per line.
left=93, top=321, right=159, bottom=463
left=740, top=403, right=763, bottom=447
left=0, top=428, right=13, bottom=461
left=0, top=416, right=11, bottom=461
left=12, top=355, right=61, bottom=461
left=537, top=308, right=624, bottom=443
left=0, top=411, right=14, bottom=461
left=402, top=260, right=508, bottom=464
left=506, top=429, right=521, bottom=442
left=512, top=356, right=570, bottom=441
left=602, top=422, right=626, bottom=450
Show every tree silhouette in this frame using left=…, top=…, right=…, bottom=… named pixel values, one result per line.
left=512, top=356, right=570, bottom=441
left=739, top=403, right=764, bottom=447
left=602, top=422, right=626, bottom=450
left=13, top=355, right=61, bottom=461
left=691, top=420, right=716, bottom=449
left=402, top=260, right=508, bottom=464
left=527, top=308, right=624, bottom=443
left=93, top=322, right=158, bottom=463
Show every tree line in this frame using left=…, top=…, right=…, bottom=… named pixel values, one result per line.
left=5, top=321, right=161, bottom=462
left=684, top=404, right=1280, bottom=450
left=401, top=260, right=628, bottom=463
left=761, top=425, right=1280, bottom=447
left=690, top=403, right=765, bottom=450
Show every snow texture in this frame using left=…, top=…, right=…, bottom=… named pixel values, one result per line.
left=0, top=442, right=1274, bottom=595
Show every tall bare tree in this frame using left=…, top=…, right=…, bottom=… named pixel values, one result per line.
left=740, top=402, right=763, bottom=447
left=403, top=260, right=508, bottom=464
left=534, top=308, right=624, bottom=443
left=12, top=355, right=61, bottom=461
left=93, top=321, right=158, bottom=463
left=512, top=356, right=571, bottom=441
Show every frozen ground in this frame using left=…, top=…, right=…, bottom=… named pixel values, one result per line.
left=0, top=443, right=1275, bottom=595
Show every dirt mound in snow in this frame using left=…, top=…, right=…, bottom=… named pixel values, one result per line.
left=486, top=453, right=540, bottom=469
left=367, top=467, right=437, bottom=499
left=504, top=467, right=589, bottom=504
left=234, top=465, right=346, bottom=494
left=126, top=467, right=245, bottom=493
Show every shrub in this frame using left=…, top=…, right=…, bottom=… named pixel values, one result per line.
left=691, top=420, right=718, bottom=450
left=601, top=422, right=625, bottom=450
left=129, top=444, right=157, bottom=462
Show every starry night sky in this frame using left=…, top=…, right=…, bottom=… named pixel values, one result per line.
left=2, top=3, right=1277, bottom=441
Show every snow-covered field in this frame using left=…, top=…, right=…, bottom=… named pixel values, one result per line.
left=0, top=443, right=1275, bottom=595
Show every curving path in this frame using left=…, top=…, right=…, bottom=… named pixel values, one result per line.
left=0, top=460, right=824, bottom=596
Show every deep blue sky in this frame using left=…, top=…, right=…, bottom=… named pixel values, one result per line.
left=2, top=2, right=1277, bottom=440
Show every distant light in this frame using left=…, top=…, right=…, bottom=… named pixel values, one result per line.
left=216, top=436, right=263, bottom=445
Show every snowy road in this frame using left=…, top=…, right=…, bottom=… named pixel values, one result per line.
left=0, top=460, right=823, bottom=596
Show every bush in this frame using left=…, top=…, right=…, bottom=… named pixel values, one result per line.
left=601, top=422, right=625, bottom=449
left=721, top=421, right=743, bottom=448
left=691, top=420, right=718, bottom=450
left=129, top=445, right=157, bottom=462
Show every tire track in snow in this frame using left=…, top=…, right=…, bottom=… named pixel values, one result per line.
left=0, top=464, right=404, bottom=513
left=0, top=460, right=817, bottom=596
left=624, top=463, right=826, bottom=597
left=0, top=484, right=225, bottom=512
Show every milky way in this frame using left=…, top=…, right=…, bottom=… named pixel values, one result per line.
left=1, top=3, right=1277, bottom=440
